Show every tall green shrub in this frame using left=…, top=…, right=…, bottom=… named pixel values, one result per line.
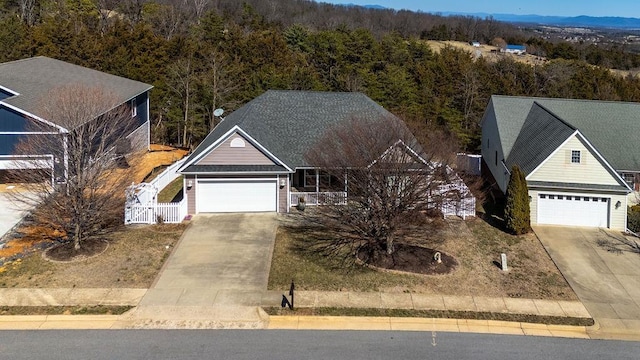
left=504, top=165, right=531, bottom=235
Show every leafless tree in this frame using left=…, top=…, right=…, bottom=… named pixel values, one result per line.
left=166, top=56, right=195, bottom=147
left=197, top=50, right=239, bottom=132
left=6, top=85, right=140, bottom=251
left=192, top=0, right=209, bottom=23
left=303, top=116, right=464, bottom=261
left=18, top=0, right=38, bottom=26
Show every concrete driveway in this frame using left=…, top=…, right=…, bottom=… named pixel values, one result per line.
left=534, top=226, right=640, bottom=339
left=0, top=193, right=29, bottom=241
left=130, top=213, right=278, bottom=328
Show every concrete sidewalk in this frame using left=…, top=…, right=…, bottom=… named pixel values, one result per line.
left=0, top=288, right=595, bottom=332
left=0, top=288, right=146, bottom=306
left=0, top=288, right=590, bottom=319
left=261, top=291, right=591, bottom=319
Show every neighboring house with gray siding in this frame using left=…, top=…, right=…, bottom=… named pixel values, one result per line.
left=178, top=90, right=476, bottom=216
left=481, top=95, right=640, bottom=230
left=0, top=56, right=152, bottom=179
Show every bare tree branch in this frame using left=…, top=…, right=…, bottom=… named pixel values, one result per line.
left=6, top=85, right=141, bottom=251
left=303, top=116, right=463, bottom=260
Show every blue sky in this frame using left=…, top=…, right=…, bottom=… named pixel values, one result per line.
left=320, top=1, right=640, bottom=18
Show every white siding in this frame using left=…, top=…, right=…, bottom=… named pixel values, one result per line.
left=527, top=135, right=620, bottom=186
left=529, top=189, right=627, bottom=230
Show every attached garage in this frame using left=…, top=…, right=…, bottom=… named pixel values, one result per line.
left=537, top=193, right=609, bottom=228
left=197, top=179, right=278, bottom=213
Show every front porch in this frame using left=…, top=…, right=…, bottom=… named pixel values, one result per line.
left=290, top=168, right=347, bottom=206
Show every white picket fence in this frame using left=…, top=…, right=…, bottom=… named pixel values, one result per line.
left=125, top=200, right=187, bottom=224
left=124, top=157, right=188, bottom=225
left=150, top=157, right=187, bottom=191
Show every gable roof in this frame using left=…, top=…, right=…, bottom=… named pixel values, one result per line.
left=488, top=95, right=640, bottom=172
left=0, top=56, right=152, bottom=125
left=183, top=90, right=402, bottom=170
left=505, top=102, right=576, bottom=175
left=180, top=125, right=292, bottom=172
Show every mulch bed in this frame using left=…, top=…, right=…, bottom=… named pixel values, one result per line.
left=44, top=238, right=108, bottom=262
left=357, top=244, right=457, bottom=275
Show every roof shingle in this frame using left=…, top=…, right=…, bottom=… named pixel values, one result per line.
left=185, top=90, right=401, bottom=170
left=0, top=56, right=152, bottom=123
left=489, top=95, right=640, bottom=172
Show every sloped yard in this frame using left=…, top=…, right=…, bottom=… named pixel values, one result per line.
left=268, top=216, right=577, bottom=301
left=0, top=145, right=189, bottom=288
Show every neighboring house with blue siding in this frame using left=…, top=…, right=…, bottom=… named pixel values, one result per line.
left=0, top=56, right=152, bottom=179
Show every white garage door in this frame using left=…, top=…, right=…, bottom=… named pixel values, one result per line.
left=537, top=194, right=609, bottom=227
left=197, top=180, right=277, bottom=213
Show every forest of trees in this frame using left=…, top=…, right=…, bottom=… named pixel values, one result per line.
left=1, top=0, right=640, bottom=152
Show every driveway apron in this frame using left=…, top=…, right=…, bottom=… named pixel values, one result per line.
left=127, top=213, right=277, bottom=328
left=534, top=226, right=640, bottom=338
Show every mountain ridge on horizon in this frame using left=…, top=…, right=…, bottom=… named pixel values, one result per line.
left=332, top=3, right=640, bottom=29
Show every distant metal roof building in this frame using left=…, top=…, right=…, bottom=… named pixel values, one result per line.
left=504, top=44, right=527, bottom=53
left=0, top=56, right=152, bottom=125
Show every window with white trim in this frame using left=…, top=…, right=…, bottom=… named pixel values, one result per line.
left=131, top=99, right=137, bottom=117
left=571, top=150, right=581, bottom=164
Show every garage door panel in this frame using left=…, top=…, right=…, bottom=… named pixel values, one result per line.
left=198, top=180, right=277, bottom=213
left=537, top=194, right=609, bottom=228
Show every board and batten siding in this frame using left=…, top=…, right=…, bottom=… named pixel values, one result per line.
left=527, top=135, right=620, bottom=186
left=195, top=133, right=275, bottom=166
left=528, top=189, right=627, bottom=230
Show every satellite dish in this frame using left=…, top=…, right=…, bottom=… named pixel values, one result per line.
left=213, top=108, right=224, bottom=117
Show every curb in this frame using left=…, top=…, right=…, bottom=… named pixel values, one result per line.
left=267, top=315, right=592, bottom=338
left=0, top=314, right=122, bottom=330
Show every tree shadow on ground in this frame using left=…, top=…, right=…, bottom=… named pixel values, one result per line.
left=596, top=229, right=640, bottom=255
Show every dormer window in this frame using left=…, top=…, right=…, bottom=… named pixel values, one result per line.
left=571, top=150, right=581, bottom=164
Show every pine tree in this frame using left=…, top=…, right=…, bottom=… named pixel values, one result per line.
left=504, top=165, right=531, bottom=235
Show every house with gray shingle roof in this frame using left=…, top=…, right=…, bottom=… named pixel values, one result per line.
left=0, top=56, right=152, bottom=177
left=481, top=95, right=640, bottom=230
left=178, top=90, right=476, bottom=216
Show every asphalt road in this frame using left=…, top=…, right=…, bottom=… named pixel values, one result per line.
left=1, top=330, right=638, bottom=360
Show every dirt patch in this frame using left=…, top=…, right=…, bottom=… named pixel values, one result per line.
left=0, top=223, right=185, bottom=288
left=131, top=146, right=189, bottom=183
left=44, top=239, right=108, bottom=262
left=357, top=244, right=456, bottom=275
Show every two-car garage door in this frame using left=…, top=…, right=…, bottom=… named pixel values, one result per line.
left=537, top=193, right=609, bottom=228
left=197, top=179, right=277, bottom=213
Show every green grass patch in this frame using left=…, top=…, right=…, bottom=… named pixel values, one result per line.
left=268, top=226, right=426, bottom=292
left=157, top=176, right=184, bottom=203
left=467, top=217, right=523, bottom=250
left=0, top=305, right=133, bottom=315
left=263, top=307, right=594, bottom=327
